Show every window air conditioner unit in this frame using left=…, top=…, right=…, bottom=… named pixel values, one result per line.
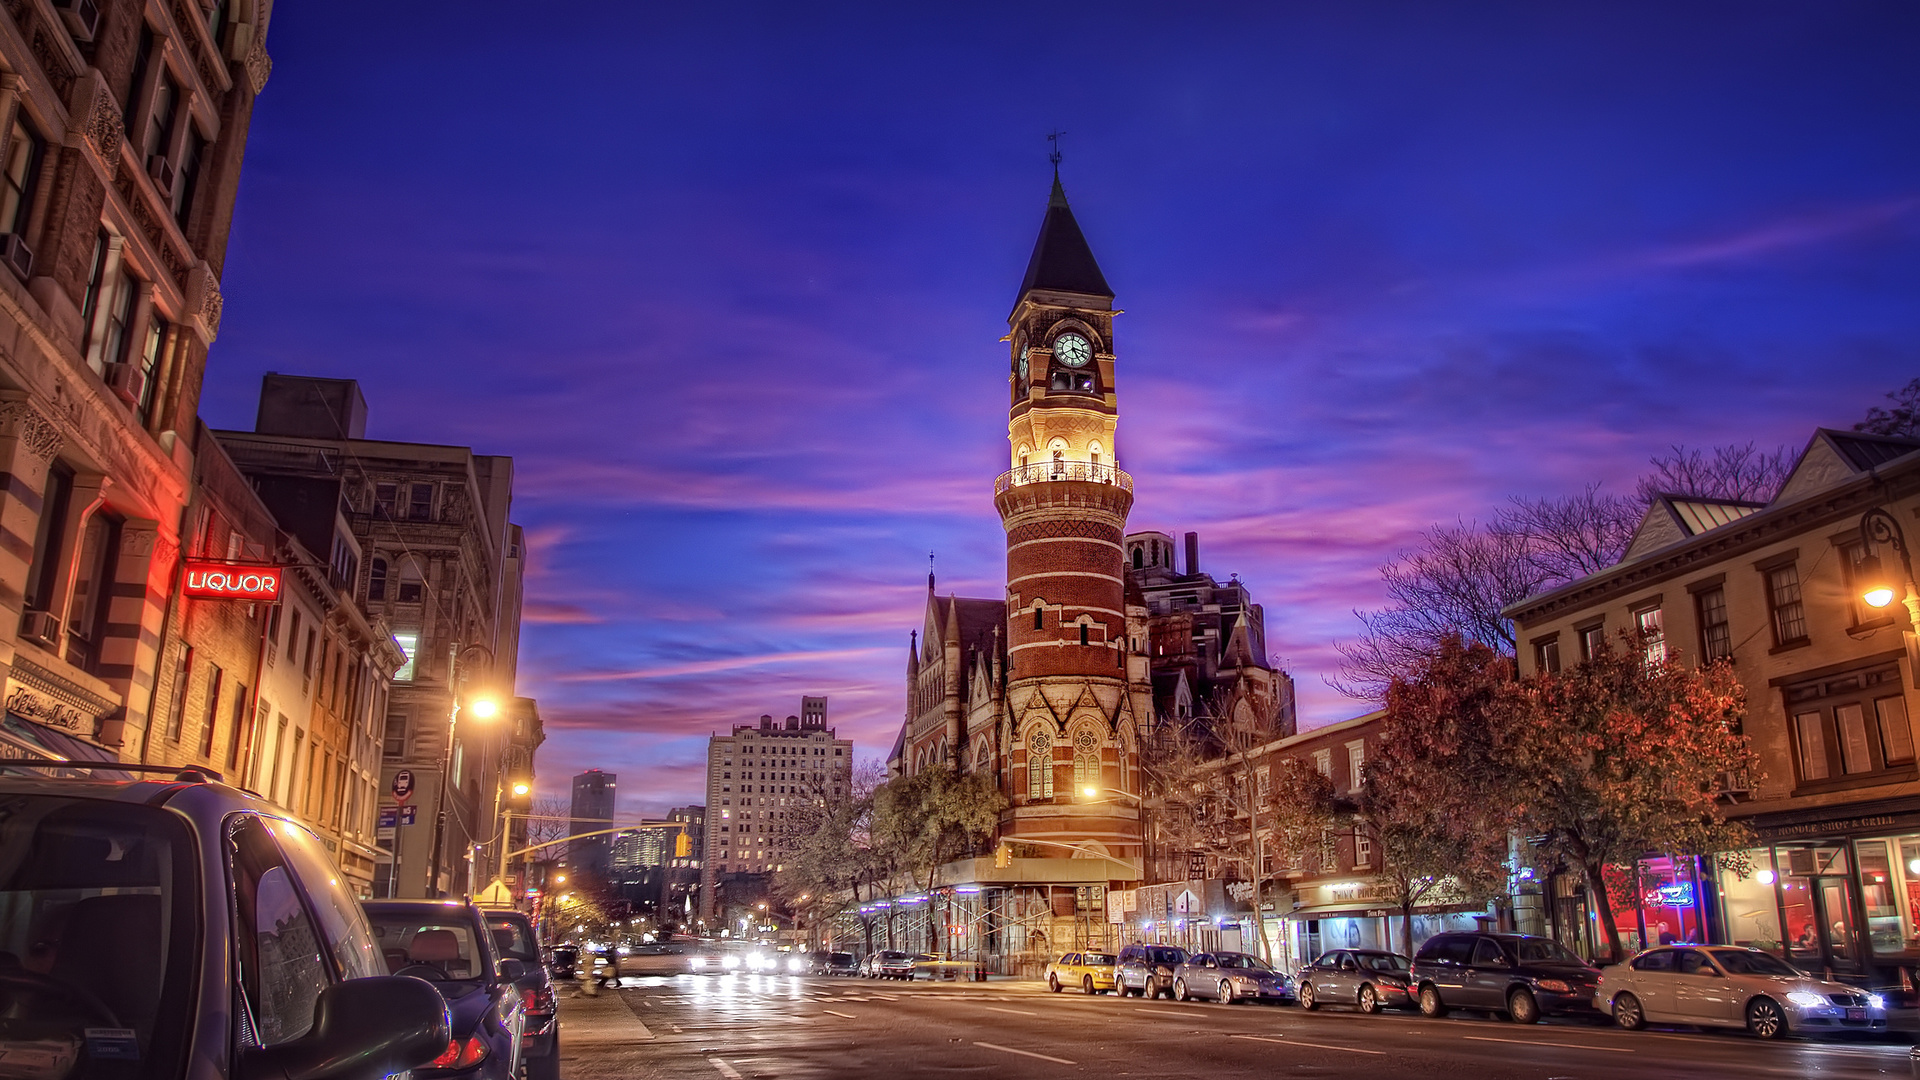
left=19, top=610, right=61, bottom=649
left=106, top=362, right=147, bottom=407
left=147, top=155, right=176, bottom=198
left=0, top=233, right=33, bottom=281
left=55, top=0, right=99, bottom=42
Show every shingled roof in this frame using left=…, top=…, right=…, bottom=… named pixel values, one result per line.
left=1015, top=175, right=1112, bottom=304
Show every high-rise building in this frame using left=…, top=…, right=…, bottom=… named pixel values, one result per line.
left=699, top=702, right=851, bottom=920
left=0, top=2, right=276, bottom=765
left=570, top=769, right=617, bottom=878
left=218, top=375, right=530, bottom=898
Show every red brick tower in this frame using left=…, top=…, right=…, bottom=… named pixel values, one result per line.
left=994, top=171, right=1144, bottom=862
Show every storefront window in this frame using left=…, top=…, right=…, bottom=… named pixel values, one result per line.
left=1854, top=836, right=1920, bottom=955
left=1716, top=848, right=1781, bottom=954
left=1635, top=856, right=1704, bottom=945
left=1779, top=845, right=1850, bottom=966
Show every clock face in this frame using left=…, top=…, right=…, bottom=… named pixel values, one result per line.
left=1018, top=346, right=1029, bottom=380
left=1055, top=332, right=1093, bottom=368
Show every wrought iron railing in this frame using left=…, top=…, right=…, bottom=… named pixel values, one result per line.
left=994, top=462, right=1134, bottom=494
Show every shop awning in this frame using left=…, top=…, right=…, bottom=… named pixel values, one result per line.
left=0, top=713, right=129, bottom=775
left=1285, top=901, right=1483, bottom=921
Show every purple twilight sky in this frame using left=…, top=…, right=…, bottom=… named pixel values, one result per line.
left=199, top=2, right=1920, bottom=818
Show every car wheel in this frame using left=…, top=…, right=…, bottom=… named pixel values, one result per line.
left=1174, top=978, right=1191, bottom=1001
left=1048, top=974, right=1061, bottom=993
left=1357, top=984, right=1378, bottom=1014
left=1299, top=981, right=1317, bottom=1011
left=1219, top=979, right=1236, bottom=1005
left=1747, top=997, right=1789, bottom=1040
left=1083, top=975, right=1096, bottom=995
left=1507, top=988, right=1540, bottom=1025
left=1612, top=992, right=1645, bottom=1031
left=1419, top=984, right=1447, bottom=1018
left=526, top=1034, right=560, bottom=1080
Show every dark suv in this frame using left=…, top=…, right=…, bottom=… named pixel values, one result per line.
left=0, top=765, right=448, bottom=1078
left=1115, top=943, right=1190, bottom=999
left=1411, top=932, right=1602, bottom=1023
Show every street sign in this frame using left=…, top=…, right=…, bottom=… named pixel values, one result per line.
left=392, top=770, right=414, bottom=803
left=400, top=805, right=417, bottom=826
left=378, top=806, right=398, bottom=829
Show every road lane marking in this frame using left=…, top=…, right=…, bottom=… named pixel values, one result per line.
left=975, top=1041, right=1077, bottom=1065
left=1228, top=1034, right=1383, bottom=1056
left=823, top=1009, right=857, bottom=1019
left=641, top=999, right=654, bottom=1007
left=709, top=1060, right=744, bottom=1080
left=981, top=1006, right=1040, bottom=1017
left=1461, top=1035, right=1633, bottom=1054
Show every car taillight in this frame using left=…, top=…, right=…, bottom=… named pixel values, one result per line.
left=1536, top=979, right=1571, bottom=993
left=523, top=987, right=556, bottom=1015
left=428, top=1036, right=489, bottom=1069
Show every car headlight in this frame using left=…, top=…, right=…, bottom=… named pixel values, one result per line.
left=721, top=955, right=740, bottom=969
left=788, top=957, right=806, bottom=973
left=1786, top=991, right=1828, bottom=1008
left=1869, top=993, right=1887, bottom=1009
left=690, top=955, right=708, bottom=968
left=1536, top=979, right=1571, bottom=993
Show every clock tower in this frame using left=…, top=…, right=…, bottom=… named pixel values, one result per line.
left=993, top=171, right=1147, bottom=863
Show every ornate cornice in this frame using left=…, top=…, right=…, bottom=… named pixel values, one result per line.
left=0, top=399, right=61, bottom=461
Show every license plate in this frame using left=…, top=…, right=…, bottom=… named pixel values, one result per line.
left=1846, top=1007, right=1866, bottom=1020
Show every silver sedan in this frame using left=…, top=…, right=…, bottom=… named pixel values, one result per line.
left=1596, top=945, right=1887, bottom=1038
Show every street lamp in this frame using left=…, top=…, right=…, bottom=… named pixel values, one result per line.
left=1857, top=506, right=1920, bottom=687
left=426, top=642, right=498, bottom=898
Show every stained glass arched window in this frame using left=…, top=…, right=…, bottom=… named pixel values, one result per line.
left=1027, top=731, right=1052, bottom=798
left=1073, top=730, right=1100, bottom=794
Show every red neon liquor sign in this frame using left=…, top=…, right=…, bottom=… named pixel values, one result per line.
left=182, top=561, right=282, bottom=602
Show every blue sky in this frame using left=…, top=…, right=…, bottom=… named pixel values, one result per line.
left=200, top=1, right=1920, bottom=816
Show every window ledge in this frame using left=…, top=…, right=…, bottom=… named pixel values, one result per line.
left=1770, top=638, right=1813, bottom=656
left=1848, top=618, right=1900, bottom=639
left=1790, top=767, right=1920, bottom=797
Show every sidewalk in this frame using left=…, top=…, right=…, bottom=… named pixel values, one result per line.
left=554, top=985, right=655, bottom=1078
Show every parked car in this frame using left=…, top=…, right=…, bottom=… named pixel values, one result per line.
left=1115, top=943, right=1191, bottom=999
left=1411, top=932, right=1602, bottom=1023
left=485, top=909, right=559, bottom=1080
left=811, top=951, right=860, bottom=976
left=1596, top=945, right=1887, bottom=1039
left=876, top=951, right=933, bottom=979
left=1045, top=951, right=1118, bottom=994
left=1172, top=951, right=1295, bottom=1004
left=1297, top=949, right=1415, bottom=1013
left=365, top=898, right=529, bottom=1078
left=865, top=950, right=906, bottom=977
left=0, top=765, right=449, bottom=1079
left=548, top=944, right=581, bottom=979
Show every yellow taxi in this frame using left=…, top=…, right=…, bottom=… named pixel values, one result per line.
left=1045, top=950, right=1118, bottom=994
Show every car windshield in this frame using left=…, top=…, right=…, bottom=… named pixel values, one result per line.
left=0, top=793, right=197, bottom=1078
left=1512, top=938, right=1583, bottom=964
left=1358, top=953, right=1410, bottom=972
left=1083, top=952, right=1115, bottom=965
left=1710, top=949, right=1802, bottom=977
left=1149, top=948, right=1186, bottom=964
left=1216, top=953, right=1271, bottom=971
left=367, top=909, right=487, bottom=991
left=487, top=916, right=539, bottom=963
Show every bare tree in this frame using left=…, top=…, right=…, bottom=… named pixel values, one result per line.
left=1634, top=442, right=1795, bottom=505
left=1857, top=377, right=1920, bottom=438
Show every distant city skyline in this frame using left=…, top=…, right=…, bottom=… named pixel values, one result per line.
left=201, top=2, right=1920, bottom=815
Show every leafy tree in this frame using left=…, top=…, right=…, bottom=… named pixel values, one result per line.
left=1497, top=634, right=1756, bottom=961
left=1858, top=377, right=1920, bottom=438
left=870, top=766, right=1006, bottom=954
left=1360, top=637, right=1515, bottom=954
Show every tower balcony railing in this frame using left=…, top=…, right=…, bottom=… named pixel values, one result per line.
left=994, top=461, right=1134, bottom=494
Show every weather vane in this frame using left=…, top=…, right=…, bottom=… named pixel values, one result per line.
left=1047, top=130, right=1065, bottom=174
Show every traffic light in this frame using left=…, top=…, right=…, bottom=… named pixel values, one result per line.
left=674, top=830, right=691, bottom=858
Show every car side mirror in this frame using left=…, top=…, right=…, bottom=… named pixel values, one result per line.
left=498, top=958, right=530, bottom=982
left=236, top=975, right=450, bottom=1080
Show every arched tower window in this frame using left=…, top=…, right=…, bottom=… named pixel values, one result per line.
left=1132, top=546, right=1143, bottom=569
left=1027, top=731, right=1053, bottom=798
left=1073, top=730, right=1100, bottom=793
left=1033, top=601, right=1044, bottom=630
left=396, top=561, right=424, bottom=604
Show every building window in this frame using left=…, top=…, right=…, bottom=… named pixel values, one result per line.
left=135, top=312, right=166, bottom=420
left=226, top=686, right=248, bottom=768
left=1, top=116, right=44, bottom=244
left=172, top=128, right=204, bottom=226
left=1696, top=586, right=1732, bottom=663
left=1073, top=731, right=1099, bottom=793
left=1079, top=622, right=1089, bottom=646
left=64, top=512, right=121, bottom=672
left=1346, top=740, right=1365, bottom=792
left=1577, top=621, right=1606, bottom=662
left=1027, top=731, right=1052, bottom=799
left=1785, top=664, right=1913, bottom=790
left=21, top=463, right=73, bottom=621
left=1313, top=748, right=1332, bottom=778
left=1767, top=564, right=1809, bottom=646
left=1533, top=636, right=1561, bottom=674
left=199, top=665, right=224, bottom=758
left=374, top=483, right=398, bottom=516
left=166, top=645, right=193, bottom=743
left=1355, top=831, right=1373, bottom=868
left=392, top=631, right=418, bottom=682
left=396, top=564, right=423, bottom=604
left=408, top=483, right=434, bottom=521
left=1879, top=696, right=1916, bottom=767
left=142, top=72, right=176, bottom=165
left=367, top=557, right=388, bottom=601
left=1635, top=606, right=1666, bottom=666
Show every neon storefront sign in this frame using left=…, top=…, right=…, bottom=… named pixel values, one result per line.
left=182, top=562, right=282, bottom=602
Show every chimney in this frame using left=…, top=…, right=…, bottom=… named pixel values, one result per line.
left=1185, top=532, right=1200, bottom=577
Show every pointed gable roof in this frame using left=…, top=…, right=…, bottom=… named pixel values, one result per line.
left=1621, top=494, right=1766, bottom=562
left=1015, top=175, right=1112, bottom=304
left=1774, top=428, right=1920, bottom=505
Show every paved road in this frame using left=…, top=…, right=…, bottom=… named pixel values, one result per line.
left=556, top=974, right=1917, bottom=1080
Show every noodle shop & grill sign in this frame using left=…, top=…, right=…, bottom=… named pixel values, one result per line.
left=183, top=562, right=282, bottom=602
